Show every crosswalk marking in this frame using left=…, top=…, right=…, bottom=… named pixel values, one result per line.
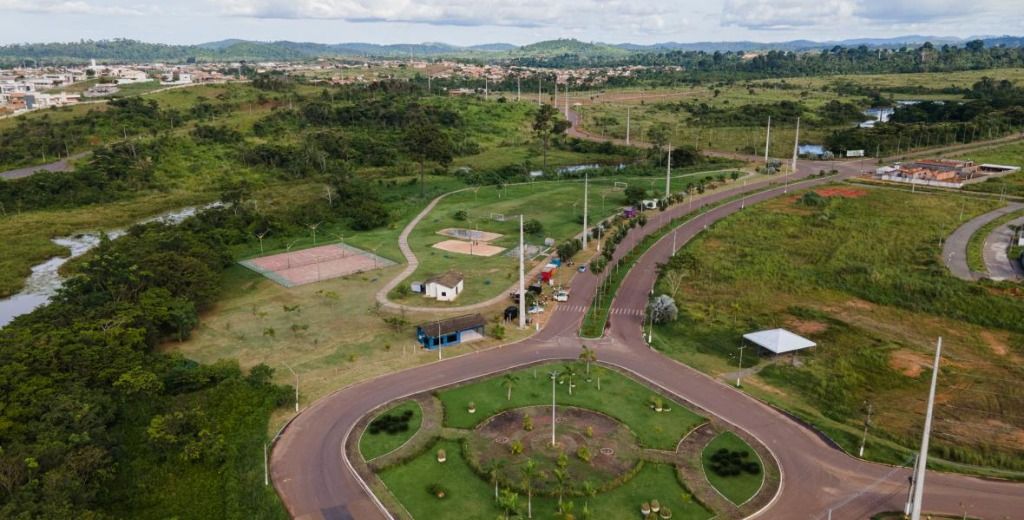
left=552, top=304, right=644, bottom=317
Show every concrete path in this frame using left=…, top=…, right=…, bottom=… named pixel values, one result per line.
left=942, top=203, right=1024, bottom=281
left=0, top=152, right=89, bottom=180
left=982, top=215, right=1024, bottom=281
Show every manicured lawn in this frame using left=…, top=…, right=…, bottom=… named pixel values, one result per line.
left=360, top=400, right=423, bottom=461
left=437, top=362, right=706, bottom=450
left=701, top=432, right=763, bottom=506
left=379, top=438, right=712, bottom=520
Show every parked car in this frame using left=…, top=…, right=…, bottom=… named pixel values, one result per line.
left=578, top=265, right=587, bottom=272
left=527, top=305, right=545, bottom=314
left=554, top=291, right=569, bottom=302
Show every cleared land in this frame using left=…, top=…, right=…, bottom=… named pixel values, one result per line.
left=652, top=186, right=1024, bottom=474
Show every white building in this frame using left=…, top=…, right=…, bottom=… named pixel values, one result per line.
left=424, top=271, right=464, bottom=302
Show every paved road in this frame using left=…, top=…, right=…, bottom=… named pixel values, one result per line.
left=982, top=214, right=1024, bottom=281
left=942, top=203, right=1024, bottom=281
left=271, top=149, right=1024, bottom=519
left=0, top=152, right=89, bottom=180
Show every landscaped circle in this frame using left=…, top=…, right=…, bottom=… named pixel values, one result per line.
left=466, top=406, right=641, bottom=495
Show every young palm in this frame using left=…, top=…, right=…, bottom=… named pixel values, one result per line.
left=502, top=373, right=520, bottom=401
left=581, top=480, right=597, bottom=513
left=488, top=459, right=507, bottom=500
left=578, top=345, right=597, bottom=375
left=559, top=365, right=578, bottom=395
left=498, top=488, right=519, bottom=520
left=555, top=500, right=576, bottom=520
left=591, top=365, right=605, bottom=392
left=553, top=467, right=569, bottom=505
left=520, top=459, right=537, bottom=518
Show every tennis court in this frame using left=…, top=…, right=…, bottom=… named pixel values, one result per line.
left=239, top=243, right=395, bottom=287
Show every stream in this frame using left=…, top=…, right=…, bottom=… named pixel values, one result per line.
left=0, top=203, right=219, bottom=328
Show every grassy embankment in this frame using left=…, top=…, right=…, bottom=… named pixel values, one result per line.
left=652, top=186, right=1024, bottom=476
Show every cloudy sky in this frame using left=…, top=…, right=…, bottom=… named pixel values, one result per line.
left=0, top=0, right=1020, bottom=45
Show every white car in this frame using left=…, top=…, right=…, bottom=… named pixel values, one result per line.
left=554, top=291, right=570, bottom=302
left=527, top=305, right=545, bottom=314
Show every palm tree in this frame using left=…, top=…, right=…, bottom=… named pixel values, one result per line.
left=581, top=480, right=597, bottom=514
left=498, top=488, right=520, bottom=519
left=559, top=365, right=578, bottom=395
left=502, top=373, right=520, bottom=401
left=488, top=459, right=507, bottom=500
left=578, top=345, right=597, bottom=376
left=555, top=500, right=576, bottom=520
left=553, top=467, right=569, bottom=505
left=592, top=366, right=605, bottom=392
left=520, top=459, right=538, bottom=518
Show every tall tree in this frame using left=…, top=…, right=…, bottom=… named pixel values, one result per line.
left=532, top=104, right=570, bottom=170
left=404, top=121, right=453, bottom=198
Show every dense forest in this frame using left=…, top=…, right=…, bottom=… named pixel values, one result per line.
left=825, top=77, right=1024, bottom=155
left=0, top=211, right=292, bottom=517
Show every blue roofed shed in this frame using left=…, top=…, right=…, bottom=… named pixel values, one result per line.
left=416, top=313, right=487, bottom=349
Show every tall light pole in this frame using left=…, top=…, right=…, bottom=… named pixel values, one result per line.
left=735, top=345, right=746, bottom=387
left=788, top=117, right=800, bottom=193
left=517, top=75, right=521, bottom=102
left=665, top=143, right=672, bottom=200
left=626, top=106, right=631, bottom=145
left=764, top=115, right=772, bottom=164
left=519, top=214, right=526, bottom=329
left=538, top=77, right=542, bottom=106
left=564, top=83, right=569, bottom=120
left=909, top=337, right=943, bottom=520
left=582, top=173, right=589, bottom=249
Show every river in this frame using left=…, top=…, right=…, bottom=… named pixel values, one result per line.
left=0, top=203, right=219, bottom=328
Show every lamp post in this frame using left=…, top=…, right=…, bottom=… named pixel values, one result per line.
left=735, top=345, right=746, bottom=388
left=285, top=239, right=300, bottom=269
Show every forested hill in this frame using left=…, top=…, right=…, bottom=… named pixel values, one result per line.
left=1, top=36, right=1023, bottom=66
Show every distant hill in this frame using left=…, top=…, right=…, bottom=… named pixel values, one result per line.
left=0, top=35, right=1021, bottom=65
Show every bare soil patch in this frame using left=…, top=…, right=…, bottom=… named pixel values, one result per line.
left=814, top=187, right=868, bottom=198
left=888, top=349, right=931, bottom=378
left=785, top=318, right=828, bottom=335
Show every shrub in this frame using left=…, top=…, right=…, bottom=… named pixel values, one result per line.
left=427, top=483, right=449, bottom=498
left=709, top=448, right=759, bottom=477
left=577, top=445, right=592, bottom=462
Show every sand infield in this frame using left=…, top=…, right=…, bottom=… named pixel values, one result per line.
left=432, top=239, right=506, bottom=257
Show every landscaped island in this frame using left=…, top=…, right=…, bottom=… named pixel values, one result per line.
left=350, top=359, right=780, bottom=519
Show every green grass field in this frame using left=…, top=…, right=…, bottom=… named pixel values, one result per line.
left=379, top=439, right=714, bottom=519
left=437, top=362, right=705, bottom=451
left=651, top=185, right=1024, bottom=474
left=701, top=432, right=763, bottom=505
left=957, top=141, right=1024, bottom=197
left=360, top=400, right=423, bottom=461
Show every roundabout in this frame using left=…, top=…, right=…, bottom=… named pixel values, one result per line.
left=272, top=151, right=1024, bottom=519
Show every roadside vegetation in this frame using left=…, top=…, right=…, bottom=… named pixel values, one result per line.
left=360, top=400, right=423, bottom=461
left=652, top=186, right=1024, bottom=474
left=701, top=432, right=763, bottom=505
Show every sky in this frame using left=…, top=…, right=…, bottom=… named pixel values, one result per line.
left=0, top=0, right=1021, bottom=46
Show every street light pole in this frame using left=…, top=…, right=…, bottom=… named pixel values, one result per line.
left=736, top=345, right=746, bottom=387
left=909, top=337, right=943, bottom=520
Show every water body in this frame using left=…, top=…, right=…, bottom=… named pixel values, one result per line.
left=0, top=203, right=219, bottom=328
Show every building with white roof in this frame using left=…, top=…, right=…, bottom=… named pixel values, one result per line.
left=743, top=328, right=816, bottom=355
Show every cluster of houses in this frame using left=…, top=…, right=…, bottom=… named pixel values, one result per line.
left=874, top=159, right=1020, bottom=188
left=1, top=60, right=232, bottom=116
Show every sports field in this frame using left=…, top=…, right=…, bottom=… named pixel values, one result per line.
left=240, top=242, right=395, bottom=287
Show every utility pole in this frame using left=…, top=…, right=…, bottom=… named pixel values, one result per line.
left=859, top=401, right=873, bottom=457
left=519, top=215, right=526, bottom=329
left=264, top=443, right=269, bottom=485
left=764, top=116, right=772, bottom=164
left=564, top=83, right=569, bottom=119
left=626, top=106, right=631, bottom=145
left=788, top=117, right=800, bottom=193
left=735, top=345, right=746, bottom=387
left=665, top=143, right=672, bottom=200
left=538, top=77, right=542, bottom=106
left=517, top=76, right=521, bottom=102
left=909, top=337, right=943, bottom=520
left=582, top=173, right=589, bottom=249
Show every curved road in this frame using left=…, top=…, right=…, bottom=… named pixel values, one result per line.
left=982, top=214, right=1024, bottom=281
left=942, top=202, right=1024, bottom=281
left=272, top=149, right=1024, bottom=519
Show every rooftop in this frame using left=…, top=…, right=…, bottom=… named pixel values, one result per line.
left=743, top=328, right=816, bottom=354
left=426, top=271, right=464, bottom=288
left=417, top=313, right=486, bottom=337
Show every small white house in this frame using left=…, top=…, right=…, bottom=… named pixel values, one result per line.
left=424, top=271, right=464, bottom=302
